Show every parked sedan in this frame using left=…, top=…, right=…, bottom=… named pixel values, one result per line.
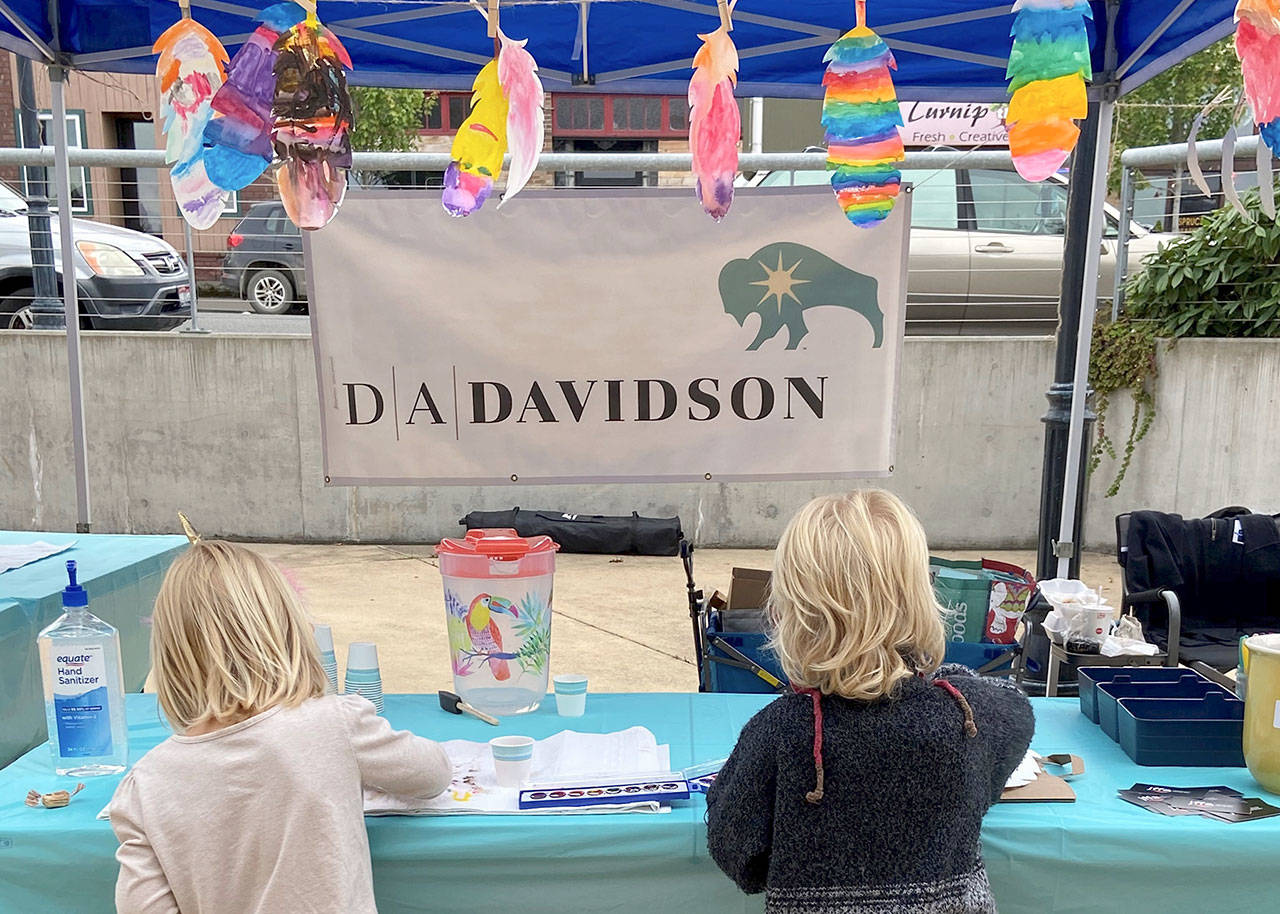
left=0, top=182, right=191, bottom=330
left=221, top=202, right=307, bottom=314
left=755, top=166, right=1174, bottom=334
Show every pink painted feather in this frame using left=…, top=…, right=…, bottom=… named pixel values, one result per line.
left=689, top=25, right=740, bottom=221
left=496, top=32, right=545, bottom=209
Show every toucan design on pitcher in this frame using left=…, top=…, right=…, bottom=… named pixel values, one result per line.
left=464, top=594, right=520, bottom=680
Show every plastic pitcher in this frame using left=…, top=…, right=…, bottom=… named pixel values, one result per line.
left=436, top=529, right=559, bottom=716
left=1243, top=633, right=1280, bottom=795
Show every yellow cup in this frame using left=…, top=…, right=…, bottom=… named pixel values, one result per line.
left=1243, top=634, right=1280, bottom=796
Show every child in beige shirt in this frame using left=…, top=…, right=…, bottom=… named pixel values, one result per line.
left=110, top=540, right=452, bottom=914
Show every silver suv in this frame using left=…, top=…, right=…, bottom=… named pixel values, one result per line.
left=755, top=166, right=1174, bottom=334
left=0, top=182, right=192, bottom=331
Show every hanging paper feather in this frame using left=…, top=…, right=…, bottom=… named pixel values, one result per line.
left=821, top=4, right=905, bottom=228
left=154, top=16, right=229, bottom=229
left=203, top=2, right=307, bottom=192
left=1236, top=0, right=1280, bottom=155
left=688, top=20, right=740, bottom=221
left=495, top=32, right=545, bottom=209
left=443, top=59, right=510, bottom=217
left=271, top=10, right=354, bottom=230
left=1005, top=0, right=1093, bottom=183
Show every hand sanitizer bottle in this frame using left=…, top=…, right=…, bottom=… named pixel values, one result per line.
left=37, top=561, right=129, bottom=776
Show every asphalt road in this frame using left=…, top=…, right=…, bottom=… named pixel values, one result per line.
left=177, top=296, right=312, bottom=334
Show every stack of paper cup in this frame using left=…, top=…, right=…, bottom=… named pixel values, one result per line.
left=314, top=625, right=339, bottom=695
left=344, top=642, right=384, bottom=713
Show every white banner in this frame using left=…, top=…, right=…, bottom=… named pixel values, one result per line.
left=307, top=186, right=908, bottom=485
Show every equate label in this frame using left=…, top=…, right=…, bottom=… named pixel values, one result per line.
left=53, top=645, right=111, bottom=757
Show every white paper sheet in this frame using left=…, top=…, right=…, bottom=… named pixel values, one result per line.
left=365, top=727, right=672, bottom=816
left=0, top=540, right=74, bottom=574
left=1004, top=750, right=1041, bottom=790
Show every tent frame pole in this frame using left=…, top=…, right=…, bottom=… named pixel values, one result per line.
left=1035, top=0, right=1119, bottom=580
left=49, top=63, right=92, bottom=534
left=1054, top=96, right=1116, bottom=579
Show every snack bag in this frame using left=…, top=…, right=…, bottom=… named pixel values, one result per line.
left=982, top=560, right=1036, bottom=644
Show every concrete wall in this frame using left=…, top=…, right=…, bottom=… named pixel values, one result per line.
left=2, top=333, right=1276, bottom=550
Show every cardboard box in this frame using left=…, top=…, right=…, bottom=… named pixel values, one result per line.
left=728, top=567, right=771, bottom=612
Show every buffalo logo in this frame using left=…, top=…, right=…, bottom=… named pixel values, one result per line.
left=718, top=242, right=883, bottom=350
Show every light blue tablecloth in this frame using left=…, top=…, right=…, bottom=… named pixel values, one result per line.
left=0, top=532, right=188, bottom=766
left=1, top=692, right=1277, bottom=913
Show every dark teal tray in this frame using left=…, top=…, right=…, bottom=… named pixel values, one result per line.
left=1096, top=676, right=1225, bottom=741
left=1077, top=667, right=1191, bottom=724
left=1116, top=692, right=1246, bottom=767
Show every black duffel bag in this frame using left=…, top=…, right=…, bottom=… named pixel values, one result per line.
left=459, top=508, right=683, bottom=556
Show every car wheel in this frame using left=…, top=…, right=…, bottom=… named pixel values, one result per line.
left=4, top=287, right=35, bottom=329
left=247, top=269, right=294, bottom=315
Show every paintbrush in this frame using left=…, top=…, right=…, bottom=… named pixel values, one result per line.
left=438, top=690, right=499, bottom=726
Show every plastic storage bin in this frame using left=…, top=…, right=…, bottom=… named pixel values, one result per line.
left=942, top=641, right=1019, bottom=675
left=1077, top=667, right=1191, bottom=724
left=1116, top=692, right=1246, bottom=767
left=705, top=612, right=787, bottom=693
left=1096, top=676, right=1225, bottom=741
left=436, top=529, right=559, bottom=716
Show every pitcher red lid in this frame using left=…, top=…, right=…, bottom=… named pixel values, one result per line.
left=436, top=528, right=559, bottom=560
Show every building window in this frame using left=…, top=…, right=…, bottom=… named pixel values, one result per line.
left=554, top=96, right=692, bottom=138
left=15, top=110, right=91, bottom=214
left=421, top=92, right=472, bottom=135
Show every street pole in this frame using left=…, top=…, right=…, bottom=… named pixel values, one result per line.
left=49, top=64, right=92, bottom=534
left=180, top=219, right=209, bottom=334
left=16, top=56, right=62, bottom=330
left=1035, top=0, right=1119, bottom=580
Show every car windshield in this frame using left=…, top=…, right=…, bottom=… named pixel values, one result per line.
left=0, top=182, right=29, bottom=214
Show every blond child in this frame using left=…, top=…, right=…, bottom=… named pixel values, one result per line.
left=707, top=491, right=1034, bottom=914
left=110, top=541, right=452, bottom=914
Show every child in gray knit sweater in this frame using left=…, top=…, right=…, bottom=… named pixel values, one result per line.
left=707, top=491, right=1034, bottom=914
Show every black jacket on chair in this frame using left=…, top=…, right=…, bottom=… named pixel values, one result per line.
left=1125, top=509, right=1280, bottom=670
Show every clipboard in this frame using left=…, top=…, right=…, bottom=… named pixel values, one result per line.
left=1000, top=754, right=1083, bottom=803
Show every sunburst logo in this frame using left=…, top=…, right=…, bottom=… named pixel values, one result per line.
left=718, top=242, right=883, bottom=351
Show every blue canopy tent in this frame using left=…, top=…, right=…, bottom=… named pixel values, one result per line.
left=0, top=0, right=1241, bottom=577
left=0, top=0, right=1238, bottom=98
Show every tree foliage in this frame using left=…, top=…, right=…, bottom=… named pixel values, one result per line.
left=349, top=87, right=434, bottom=152
left=1124, top=190, right=1280, bottom=338
left=1111, top=38, right=1242, bottom=189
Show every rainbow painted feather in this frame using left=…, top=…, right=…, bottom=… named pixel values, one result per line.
left=821, top=21, right=904, bottom=228
left=1236, top=0, right=1280, bottom=154
left=689, top=25, right=740, bottom=221
left=496, top=33, right=545, bottom=209
left=154, top=17, right=229, bottom=229
left=204, top=2, right=307, bottom=192
left=271, top=12, right=354, bottom=230
left=1005, top=0, right=1093, bottom=183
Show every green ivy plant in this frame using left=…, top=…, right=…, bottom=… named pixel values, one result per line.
left=1088, top=319, right=1158, bottom=497
left=1124, top=189, right=1280, bottom=339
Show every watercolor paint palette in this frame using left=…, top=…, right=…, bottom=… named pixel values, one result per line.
left=518, top=773, right=690, bottom=810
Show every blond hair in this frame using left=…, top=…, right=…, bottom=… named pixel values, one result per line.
left=768, top=490, right=946, bottom=700
left=151, top=540, right=325, bottom=731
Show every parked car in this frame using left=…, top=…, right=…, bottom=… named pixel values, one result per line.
left=751, top=165, right=1175, bottom=334
left=221, top=203, right=307, bottom=314
left=0, top=182, right=191, bottom=331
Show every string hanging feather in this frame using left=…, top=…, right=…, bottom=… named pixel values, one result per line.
left=496, top=31, right=545, bottom=209
left=821, top=1, right=904, bottom=228
left=1004, top=0, right=1093, bottom=183
left=153, top=12, right=229, bottom=229
left=1237, top=0, right=1280, bottom=154
left=688, top=0, right=740, bottom=221
left=203, top=2, right=307, bottom=192
left=271, top=4, right=355, bottom=230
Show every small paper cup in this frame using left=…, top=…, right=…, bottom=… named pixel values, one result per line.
left=313, top=624, right=334, bottom=654
left=347, top=641, right=379, bottom=672
left=553, top=674, right=588, bottom=718
left=490, top=736, right=535, bottom=788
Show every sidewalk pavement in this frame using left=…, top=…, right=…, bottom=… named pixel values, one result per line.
left=246, top=544, right=1123, bottom=695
